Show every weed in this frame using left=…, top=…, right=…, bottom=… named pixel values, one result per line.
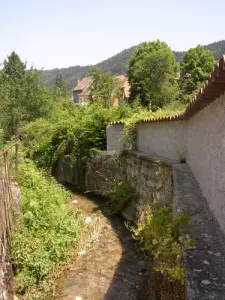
left=130, top=204, right=192, bottom=285
left=109, top=180, right=134, bottom=212
left=11, top=155, right=85, bottom=297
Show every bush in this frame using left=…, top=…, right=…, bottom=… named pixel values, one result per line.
left=131, top=204, right=191, bottom=284
left=109, top=180, right=135, bottom=212
left=20, top=98, right=188, bottom=179
left=21, top=101, right=133, bottom=175
left=11, top=155, right=85, bottom=295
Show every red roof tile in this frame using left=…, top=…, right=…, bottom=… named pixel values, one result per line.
left=73, top=76, right=92, bottom=91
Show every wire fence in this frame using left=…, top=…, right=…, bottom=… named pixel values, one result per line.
left=0, top=136, right=20, bottom=300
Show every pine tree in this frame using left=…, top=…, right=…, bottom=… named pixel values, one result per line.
left=0, top=52, right=52, bottom=137
left=2, top=51, right=26, bottom=82
left=54, top=73, right=67, bottom=96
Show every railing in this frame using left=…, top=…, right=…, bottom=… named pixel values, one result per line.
left=0, top=136, right=20, bottom=300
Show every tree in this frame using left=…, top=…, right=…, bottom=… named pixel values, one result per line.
left=127, top=40, right=179, bottom=108
left=180, top=45, right=216, bottom=102
left=0, top=52, right=52, bottom=137
left=88, top=67, right=123, bottom=105
left=2, top=51, right=26, bottom=82
left=54, top=73, right=67, bottom=97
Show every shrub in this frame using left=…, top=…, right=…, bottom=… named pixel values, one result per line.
left=11, top=155, right=85, bottom=295
left=20, top=99, right=188, bottom=179
left=131, top=204, right=191, bottom=284
left=21, top=101, right=133, bottom=175
left=109, top=180, right=134, bottom=212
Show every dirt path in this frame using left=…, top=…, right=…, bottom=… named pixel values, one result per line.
left=55, top=194, right=149, bottom=300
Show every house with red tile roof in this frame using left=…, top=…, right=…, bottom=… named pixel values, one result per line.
left=72, top=75, right=130, bottom=105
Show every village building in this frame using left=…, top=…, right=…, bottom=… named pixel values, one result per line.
left=72, top=75, right=130, bottom=105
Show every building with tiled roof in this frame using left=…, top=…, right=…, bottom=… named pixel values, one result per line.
left=72, top=75, right=130, bottom=105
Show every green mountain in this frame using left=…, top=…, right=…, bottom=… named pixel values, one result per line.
left=43, top=40, right=225, bottom=90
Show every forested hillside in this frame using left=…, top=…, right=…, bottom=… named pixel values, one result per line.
left=43, top=40, right=225, bottom=90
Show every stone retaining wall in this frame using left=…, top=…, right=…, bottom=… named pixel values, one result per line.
left=85, top=150, right=173, bottom=222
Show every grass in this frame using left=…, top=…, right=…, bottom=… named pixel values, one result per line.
left=11, top=153, right=85, bottom=298
left=130, top=204, right=192, bottom=299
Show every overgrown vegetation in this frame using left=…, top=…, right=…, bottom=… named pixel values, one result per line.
left=0, top=42, right=215, bottom=299
left=130, top=204, right=192, bottom=299
left=109, top=180, right=134, bottom=212
left=11, top=153, right=85, bottom=298
left=21, top=101, right=132, bottom=175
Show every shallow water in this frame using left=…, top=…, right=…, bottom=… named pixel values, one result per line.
left=55, top=193, right=149, bottom=300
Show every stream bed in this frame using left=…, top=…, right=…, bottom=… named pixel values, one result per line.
left=55, top=193, right=149, bottom=300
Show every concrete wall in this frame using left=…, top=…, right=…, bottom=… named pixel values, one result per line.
left=106, top=124, right=124, bottom=151
left=136, top=121, right=187, bottom=162
left=186, top=93, right=225, bottom=232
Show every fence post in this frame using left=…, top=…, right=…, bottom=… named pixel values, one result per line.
left=0, top=142, right=19, bottom=300
left=15, top=129, right=19, bottom=177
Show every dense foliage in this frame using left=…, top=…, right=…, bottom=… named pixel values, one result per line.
left=131, top=204, right=192, bottom=299
left=0, top=52, right=52, bottom=138
left=109, top=180, right=134, bottom=212
left=53, top=73, right=67, bottom=97
left=42, top=40, right=224, bottom=90
left=88, top=67, right=123, bottom=105
left=12, top=154, right=84, bottom=297
left=21, top=100, right=132, bottom=175
left=180, top=45, right=216, bottom=102
left=127, top=40, right=179, bottom=108
left=20, top=96, right=188, bottom=180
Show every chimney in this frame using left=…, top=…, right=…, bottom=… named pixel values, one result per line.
left=77, top=79, right=80, bottom=85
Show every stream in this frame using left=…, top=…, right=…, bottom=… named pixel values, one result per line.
left=55, top=193, right=149, bottom=300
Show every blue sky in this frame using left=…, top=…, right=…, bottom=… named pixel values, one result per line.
left=0, top=0, right=224, bottom=69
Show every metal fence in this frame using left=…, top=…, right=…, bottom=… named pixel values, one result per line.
left=0, top=137, right=20, bottom=300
